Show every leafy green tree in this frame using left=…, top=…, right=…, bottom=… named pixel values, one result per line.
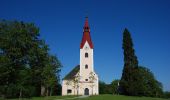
left=164, top=91, right=170, bottom=98
left=0, top=20, right=62, bottom=98
left=137, top=66, right=163, bottom=97
left=0, top=20, right=39, bottom=98
left=99, top=81, right=106, bottom=94
left=41, top=55, right=62, bottom=96
left=99, top=81, right=112, bottom=94
left=111, top=79, right=119, bottom=94
left=53, top=83, right=62, bottom=95
left=30, top=43, right=49, bottom=96
left=17, top=67, right=33, bottom=99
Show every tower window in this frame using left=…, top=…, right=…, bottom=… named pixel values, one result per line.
left=85, top=79, right=88, bottom=81
left=85, top=53, right=88, bottom=58
left=85, top=64, right=88, bottom=69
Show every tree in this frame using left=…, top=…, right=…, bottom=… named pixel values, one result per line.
left=164, top=91, right=170, bottom=98
left=99, top=81, right=112, bottom=94
left=120, top=28, right=141, bottom=96
left=111, top=79, right=120, bottom=94
left=17, top=67, right=32, bottom=99
left=0, top=20, right=40, bottom=98
left=41, top=55, right=62, bottom=96
left=99, top=81, right=106, bottom=94
left=53, top=83, right=62, bottom=96
left=0, top=20, right=62, bottom=98
left=137, top=66, right=163, bottom=97
left=120, top=28, right=163, bottom=97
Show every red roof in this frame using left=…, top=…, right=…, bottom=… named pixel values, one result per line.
left=80, top=17, right=93, bottom=49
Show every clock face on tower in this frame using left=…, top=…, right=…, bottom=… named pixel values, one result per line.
left=85, top=46, right=89, bottom=50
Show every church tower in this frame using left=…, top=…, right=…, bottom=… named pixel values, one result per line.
left=80, top=17, right=94, bottom=80
left=62, top=17, right=98, bottom=96
left=79, top=17, right=98, bottom=95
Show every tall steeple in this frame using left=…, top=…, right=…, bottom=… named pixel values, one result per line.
left=80, top=16, right=94, bottom=80
left=80, top=17, right=93, bottom=49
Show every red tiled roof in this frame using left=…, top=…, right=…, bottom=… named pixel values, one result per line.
left=80, top=17, right=93, bottom=49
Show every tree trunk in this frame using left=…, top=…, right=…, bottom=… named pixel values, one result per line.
left=46, top=86, right=49, bottom=96
left=19, top=88, right=22, bottom=100
left=50, top=87, right=52, bottom=96
left=41, top=85, right=45, bottom=96
left=1, top=94, right=5, bottom=99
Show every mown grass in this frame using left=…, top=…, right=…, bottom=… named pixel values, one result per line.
left=77, top=94, right=169, bottom=100
left=6, top=94, right=170, bottom=100
left=7, top=95, right=77, bottom=100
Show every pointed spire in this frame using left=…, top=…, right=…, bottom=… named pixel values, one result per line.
left=83, top=17, right=90, bottom=32
left=80, top=17, right=93, bottom=49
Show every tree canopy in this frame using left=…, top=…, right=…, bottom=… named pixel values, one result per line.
left=0, top=20, right=62, bottom=98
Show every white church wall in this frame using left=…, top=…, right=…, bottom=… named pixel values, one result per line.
left=80, top=41, right=94, bottom=81
left=62, top=74, right=99, bottom=95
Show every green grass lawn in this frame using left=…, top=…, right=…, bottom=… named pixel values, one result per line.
left=78, top=94, right=169, bottom=100
left=7, top=95, right=77, bottom=100
left=7, top=94, right=170, bottom=100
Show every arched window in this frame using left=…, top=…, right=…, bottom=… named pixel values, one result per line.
left=85, top=64, right=88, bottom=69
left=85, top=53, right=88, bottom=58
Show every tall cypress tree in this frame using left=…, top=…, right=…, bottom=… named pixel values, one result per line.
left=122, top=28, right=138, bottom=68
left=120, top=28, right=140, bottom=96
left=119, top=28, right=163, bottom=97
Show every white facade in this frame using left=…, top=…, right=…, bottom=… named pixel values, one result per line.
left=62, top=41, right=99, bottom=95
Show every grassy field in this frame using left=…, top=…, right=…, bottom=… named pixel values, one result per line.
left=7, top=95, right=77, bottom=100
left=7, top=94, right=170, bottom=100
left=80, top=94, right=169, bottom=100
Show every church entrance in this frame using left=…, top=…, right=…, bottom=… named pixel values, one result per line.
left=84, top=88, right=89, bottom=95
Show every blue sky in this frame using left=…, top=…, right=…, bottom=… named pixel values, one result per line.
left=0, top=0, right=170, bottom=91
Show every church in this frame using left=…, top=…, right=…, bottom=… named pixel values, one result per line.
left=62, top=17, right=99, bottom=95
